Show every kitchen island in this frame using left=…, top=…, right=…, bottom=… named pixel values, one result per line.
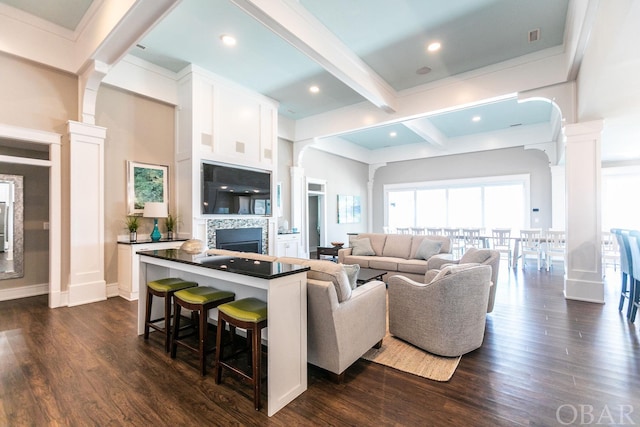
left=137, top=249, right=309, bottom=416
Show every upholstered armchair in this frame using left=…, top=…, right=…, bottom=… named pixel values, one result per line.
left=276, top=257, right=387, bottom=382
left=388, top=264, right=492, bottom=357
left=426, top=248, right=500, bottom=312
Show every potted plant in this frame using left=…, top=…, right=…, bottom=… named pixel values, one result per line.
left=125, top=216, right=140, bottom=242
left=165, top=213, right=179, bottom=240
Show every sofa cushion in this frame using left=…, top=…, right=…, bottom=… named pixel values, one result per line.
left=382, top=234, right=413, bottom=258
left=460, top=248, right=492, bottom=264
left=414, top=238, right=443, bottom=260
left=303, top=259, right=352, bottom=302
left=341, top=255, right=370, bottom=268
left=369, top=257, right=401, bottom=271
left=396, top=258, right=430, bottom=275
left=351, top=238, right=376, bottom=256
left=342, top=263, right=360, bottom=290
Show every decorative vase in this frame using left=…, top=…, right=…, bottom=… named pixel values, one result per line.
left=167, top=231, right=174, bottom=240
left=129, top=231, right=137, bottom=242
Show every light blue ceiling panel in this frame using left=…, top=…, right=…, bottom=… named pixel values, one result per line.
left=340, top=123, right=426, bottom=150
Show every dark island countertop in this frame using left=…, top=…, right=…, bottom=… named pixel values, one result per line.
left=137, top=249, right=310, bottom=280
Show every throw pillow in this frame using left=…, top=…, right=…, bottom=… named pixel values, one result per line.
left=351, top=238, right=376, bottom=256
left=460, top=248, right=492, bottom=264
left=414, top=239, right=443, bottom=260
left=342, top=264, right=361, bottom=290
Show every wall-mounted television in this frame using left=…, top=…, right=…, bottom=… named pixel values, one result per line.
left=202, top=162, right=271, bottom=216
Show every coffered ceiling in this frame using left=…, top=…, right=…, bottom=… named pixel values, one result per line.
left=0, top=0, right=582, bottom=158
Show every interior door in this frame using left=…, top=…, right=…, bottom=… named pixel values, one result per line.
left=308, top=195, right=319, bottom=252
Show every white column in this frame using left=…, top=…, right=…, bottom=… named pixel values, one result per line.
left=64, top=121, right=107, bottom=306
left=564, top=120, right=604, bottom=303
left=550, top=165, right=566, bottom=230
left=290, top=166, right=305, bottom=255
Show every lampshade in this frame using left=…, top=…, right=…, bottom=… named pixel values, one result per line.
left=143, top=202, right=168, bottom=218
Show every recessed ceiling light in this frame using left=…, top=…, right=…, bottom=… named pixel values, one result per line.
left=416, top=66, right=432, bottom=75
left=472, top=116, right=481, bottom=122
left=220, top=34, right=237, bottom=46
left=427, top=42, right=441, bottom=52
left=309, top=85, right=320, bottom=94
left=389, top=131, right=397, bottom=137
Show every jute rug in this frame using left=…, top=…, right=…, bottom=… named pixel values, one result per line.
left=361, top=330, right=461, bottom=382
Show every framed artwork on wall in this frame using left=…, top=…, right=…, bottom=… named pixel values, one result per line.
left=127, top=161, right=169, bottom=215
left=337, top=194, right=361, bottom=224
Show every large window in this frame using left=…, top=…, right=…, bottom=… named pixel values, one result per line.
left=602, top=167, right=640, bottom=231
left=385, top=175, right=529, bottom=232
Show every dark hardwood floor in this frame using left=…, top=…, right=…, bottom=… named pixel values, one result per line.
left=1, top=262, right=639, bottom=426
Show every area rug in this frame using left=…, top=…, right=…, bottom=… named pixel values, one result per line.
left=361, top=331, right=461, bottom=382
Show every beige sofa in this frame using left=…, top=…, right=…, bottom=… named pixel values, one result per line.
left=338, top=233, right=452, bottom=282
left=207, top=249, right=387, bottom=382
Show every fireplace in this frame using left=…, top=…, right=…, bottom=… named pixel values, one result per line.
left=216, top=228, right=262, bottom=254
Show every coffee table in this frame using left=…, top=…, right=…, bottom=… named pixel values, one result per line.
left=356, top=268, right=387, bottom=284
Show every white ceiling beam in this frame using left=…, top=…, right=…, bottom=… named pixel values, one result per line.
left=230, top=0, right=398, bottom=113
left=403, top=118, right=448, bottom=149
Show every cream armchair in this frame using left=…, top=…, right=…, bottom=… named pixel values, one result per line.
left=388, top=264, right=492, bottom=357
left=426, top=248, right=500, bottom=312
left=306, top=278, right=387, bottom=381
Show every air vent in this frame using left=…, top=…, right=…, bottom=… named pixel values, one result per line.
left=528, top=28, right=540, bottom=43
left=510, top=123, right=523, bottom=127
left=136, top=43, right=146, bottom=50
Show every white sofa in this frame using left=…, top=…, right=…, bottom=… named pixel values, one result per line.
left=207, top=249, right=387, bottom=382
left=338, top=233, right=452, bottom=282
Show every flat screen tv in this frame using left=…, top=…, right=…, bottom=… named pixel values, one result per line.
left=201, top=162, right=272, bottom=216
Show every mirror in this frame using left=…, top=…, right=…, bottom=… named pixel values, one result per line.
left=0, top=174, right=24, bottom=279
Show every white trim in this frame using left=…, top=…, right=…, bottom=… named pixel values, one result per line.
left=0, top=283, right=48, bottom=301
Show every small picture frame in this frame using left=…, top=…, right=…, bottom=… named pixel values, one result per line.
left=127, top=161, right=169, bottom=215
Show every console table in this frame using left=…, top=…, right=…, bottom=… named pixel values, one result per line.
left=137, top=249, right=309, bottom=416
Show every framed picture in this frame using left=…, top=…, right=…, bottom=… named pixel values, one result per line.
left=127, top=161, right=168, bottom=215
left=337, top=195, right=361, bottom=224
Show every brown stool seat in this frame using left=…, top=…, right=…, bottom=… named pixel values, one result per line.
left=170, top=286, right=235, bottom=376
left=144, top=278, right=198, bottom=352
left=214, top=297, right=268, bottom=411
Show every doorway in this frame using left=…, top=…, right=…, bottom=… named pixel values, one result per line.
left=306, top=179, right=327, bottom=256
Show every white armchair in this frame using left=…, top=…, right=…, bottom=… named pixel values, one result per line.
left=388, top=264, right=492, bottom=357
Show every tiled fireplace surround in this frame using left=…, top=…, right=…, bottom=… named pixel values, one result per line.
left=206, top=218, right=269, bottom=255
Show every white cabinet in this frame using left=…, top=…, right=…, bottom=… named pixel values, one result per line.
left=275, top=233, right=301, bottom=258
left=117, top=240, right=184, bottom=300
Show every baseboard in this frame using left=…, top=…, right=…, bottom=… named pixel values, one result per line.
left=68, top=280, right=107, bottom=307
left=0, top=283, right=48, bottom=302
left=106, top=282, right=120, bottom=298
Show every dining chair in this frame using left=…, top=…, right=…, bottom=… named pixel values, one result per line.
left=544, top=229, right=566, bottom=272
left=410, top=227, right=426, bottom=235
left=462, top=228, right=482, bottom=252
left=426, top=227, right=443, bottom=236
left=396, top=227, right=411, bottom=235
left=519, top=229, right=543, bottom=270
left=491, top=228, right=512, bottom=267
left=627, top=231, right=640, bottom=322
left=601, top=231, right=620, bottom=272
left=443, top=227, right=463, bottom=258
left=612, top=229, right=633, bottom=317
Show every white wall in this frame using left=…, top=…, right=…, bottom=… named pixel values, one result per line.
left=372, top=147, right=552, bottom=232
left=577, top=0, right=640, bottom=162
left=300, top=147, right=369, bottom=246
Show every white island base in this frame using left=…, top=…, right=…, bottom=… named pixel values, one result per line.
left=137, top=252, right=308, bottom=417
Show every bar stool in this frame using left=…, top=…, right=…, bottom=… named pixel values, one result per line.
left=144, top=277, right=198, bottom=352
left=214, top=297, right=268, bottom=411
left=170, top=286, right=235, bottom=376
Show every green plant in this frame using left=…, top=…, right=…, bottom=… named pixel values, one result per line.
left=165, top=213, right=179, bottom=232
left=125, top=216, right=140, bottom=232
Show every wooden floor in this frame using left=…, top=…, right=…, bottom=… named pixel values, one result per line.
left=1, top=262, right=639, bottom=426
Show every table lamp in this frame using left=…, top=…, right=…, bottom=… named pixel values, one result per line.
left=143, top=202, right=168, bottom=242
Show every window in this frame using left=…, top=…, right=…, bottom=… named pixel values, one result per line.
left=602, top=167, right=640, bottom=231
left=385, top=175, right=529, bottom=232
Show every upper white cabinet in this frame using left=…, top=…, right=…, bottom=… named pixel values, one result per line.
left=175, top=65, right=278, bottom=241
